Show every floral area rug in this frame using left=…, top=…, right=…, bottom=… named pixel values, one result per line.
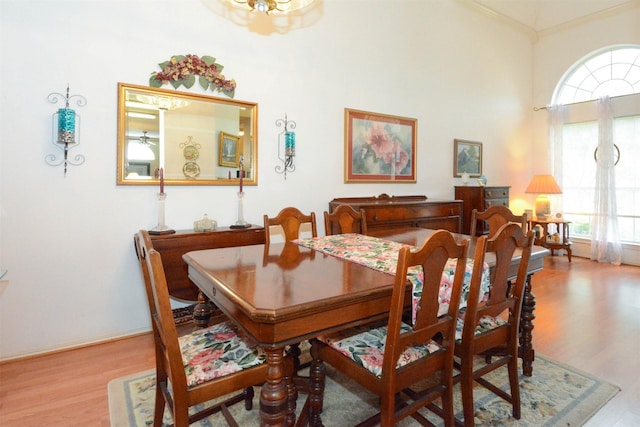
left=108, top=354, right=619, bottom=426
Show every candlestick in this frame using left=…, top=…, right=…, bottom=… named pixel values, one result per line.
left=238, top=155, right=244, bottom=193
left=149, top=192, right=175, bottom=235
left=230, top=191, right=251, bottom=229
left=159, top=167, right=165, bottom=194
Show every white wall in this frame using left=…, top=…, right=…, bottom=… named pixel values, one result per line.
left=0, top=0, right=628, bottom=360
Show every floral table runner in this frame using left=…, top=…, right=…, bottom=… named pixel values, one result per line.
left=294, top=233, right=490, bottom=321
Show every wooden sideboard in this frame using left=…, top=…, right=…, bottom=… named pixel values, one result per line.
left=455, top=186, right=510, bottom=235
left=145, top=226, right=266, bottom=302
left=328, top=194, right=462, bottom=234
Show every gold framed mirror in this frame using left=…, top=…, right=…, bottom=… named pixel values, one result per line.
left=117, top=82, right=258, bottom=186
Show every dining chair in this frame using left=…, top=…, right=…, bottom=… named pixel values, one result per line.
left=306, top=230, right=470, bottom=427
left=134, top=230, right=293, bottom=427
left=323, top=204, right=368, bottom=235
left=469, top=205, right=527, bottom=238
left=454, top=223, right=534, bottom=426
left=263, top=207, right=318, bottom=383
left=263, top=206, right=318, bottom=245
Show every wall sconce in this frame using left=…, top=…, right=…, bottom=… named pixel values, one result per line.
left=275, top=114, right=296, bottom=179
left=45, top=85, right=87, bottom=176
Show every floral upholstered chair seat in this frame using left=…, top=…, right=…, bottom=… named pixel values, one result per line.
left=318, top=320, right=442, bottom=378
left=179, top=321, right=266, bottom=387
left=454, top=310, right=509, bottom=341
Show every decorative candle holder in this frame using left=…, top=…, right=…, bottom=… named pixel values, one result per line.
left=275, top=113, right=296, bottom=179
left=230, top=191, right=251, bottom=229
left=45, top=85, right=87, bottom=177
left=149, top=192, right=175, bottom=235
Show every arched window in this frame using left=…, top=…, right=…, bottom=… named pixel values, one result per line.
left=553, top=45, right=640, bottom=104
left=551, top=45, right=640, bottom=248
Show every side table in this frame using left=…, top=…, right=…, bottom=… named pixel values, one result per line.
left=528, top=218, right=572, bottom=262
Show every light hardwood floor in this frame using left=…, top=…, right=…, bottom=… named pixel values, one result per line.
left=0, top=255, right=638, bottom=426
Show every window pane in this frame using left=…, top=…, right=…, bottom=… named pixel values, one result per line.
left=592, top=66, right=612, bottom=83
left=564, top=213, right=591, bottom=237
left=561, top=116, right=640, bottom=244
left=628, top=66, right=640, bottom=83
left=585, top=51, right=611, bottom=72
left=562, top=122, right=597, bottom=188
left=611, top=48, right=640, bottom=63
left=611, top=63, right=632, bottom=79
left=566, top=66, right=590, bottom=87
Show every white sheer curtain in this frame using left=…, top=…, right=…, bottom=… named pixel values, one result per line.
left=550, top=104, right=565, bottom=213
left=591, top=96, right=622, bottom=265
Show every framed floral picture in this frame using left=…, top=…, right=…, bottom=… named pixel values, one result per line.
left=344, top=108, right=417, bottom=183
left=453, top=139, right=482, bottom=177
left=219, top=131, right=240, bottom=167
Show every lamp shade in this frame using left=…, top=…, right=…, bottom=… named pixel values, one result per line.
left=525, top=174, right=561, bottom=219
left=525, top=174, right=562, bottom=194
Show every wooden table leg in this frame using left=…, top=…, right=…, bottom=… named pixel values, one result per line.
left=307, top=341, right=325, bottom=427
left=519, top=273, right=536, bottom=376
left=261, top=347, right=291, bottom=426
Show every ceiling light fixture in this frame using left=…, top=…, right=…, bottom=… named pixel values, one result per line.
left=229, top=0, right=314, bottom=14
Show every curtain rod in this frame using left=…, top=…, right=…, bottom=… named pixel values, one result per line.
left=533, top=92, right=638, bottom=111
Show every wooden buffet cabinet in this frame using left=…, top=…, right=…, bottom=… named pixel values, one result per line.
left=145, top=226, right=266, bottom=302
left=328, top=194, right=462, bottom=234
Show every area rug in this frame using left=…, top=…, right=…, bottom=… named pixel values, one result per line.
left=108, top=355, right=619, bottom=426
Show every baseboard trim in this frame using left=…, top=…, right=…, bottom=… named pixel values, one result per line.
left=0, top=328, right=152, bottom=364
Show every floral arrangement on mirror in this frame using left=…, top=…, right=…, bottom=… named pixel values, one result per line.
left=149, top=54, right=236, bottom=98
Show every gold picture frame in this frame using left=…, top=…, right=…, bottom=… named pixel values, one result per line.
left=219, top=132, right=240, bottom=167
left=344, top=108, right=417, bottom=183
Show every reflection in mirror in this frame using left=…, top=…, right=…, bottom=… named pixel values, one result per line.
left=117, top=82, right=258, bottom=186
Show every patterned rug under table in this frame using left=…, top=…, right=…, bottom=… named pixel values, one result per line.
left=108, top=354, right=619, bottom=426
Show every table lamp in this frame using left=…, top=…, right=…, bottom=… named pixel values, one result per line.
left=525, top=174, right=562, bottom=220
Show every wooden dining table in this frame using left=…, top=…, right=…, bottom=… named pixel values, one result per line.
left=183, top=228, right=548, bottom=426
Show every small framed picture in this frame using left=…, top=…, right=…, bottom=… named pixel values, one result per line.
left=219, top=132, right=240, bottom=167
left=453, top=139, right=482, bottom=178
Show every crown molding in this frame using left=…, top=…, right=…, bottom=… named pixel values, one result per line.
left=453, top=0, right=538, bottom=42
left=536, top=0, right=640, bottom=38
left=454, top=0, right=640, bottom=43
